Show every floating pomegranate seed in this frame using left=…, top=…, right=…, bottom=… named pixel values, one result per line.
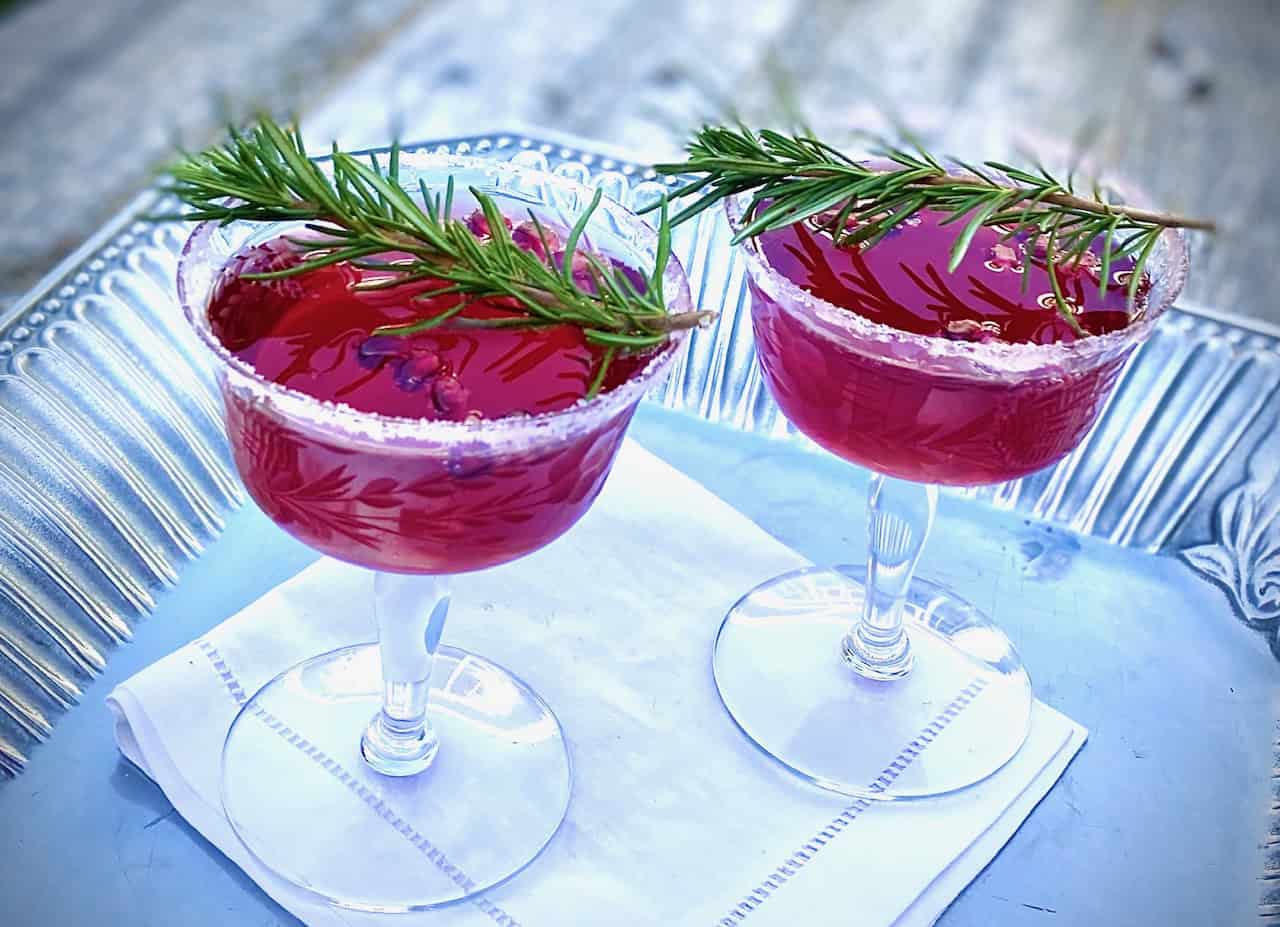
left=432, top=374, right=470, bottom=417
left=466, top=211, right=513, bottom=240
left=943, top=318, right=1002, bottom=342
left=984, top=242, right=1024, bottom=273
left=356, top=335, right=406, bottom=369
left=550, top=250, right=597, bottom=293
left=394, top=352, right=443, bottom=391
left=512, top=221, right=560, bottom=260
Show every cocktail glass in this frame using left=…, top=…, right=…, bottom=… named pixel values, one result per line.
left=177, top=155, right=690, bottom=910
left=713, top=192, right=1187, bottom=798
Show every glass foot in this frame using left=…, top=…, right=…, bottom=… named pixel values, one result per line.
left=713, top=567, right=1032, bottom=799
left=220, top=643, right=570, bottom=911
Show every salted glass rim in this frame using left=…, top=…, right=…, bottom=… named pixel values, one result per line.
left=177, top=153, right=691, bottom=449
left=725, top=185, right=1189, bottom=380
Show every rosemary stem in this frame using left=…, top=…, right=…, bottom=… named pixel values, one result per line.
left=655, top=125, right=1215, bottom=328
left=917, top=174, right=1216, bottom=232
left=161, top=117, right=712, bottom=351
left=726, top=165, right=1216, bottom=232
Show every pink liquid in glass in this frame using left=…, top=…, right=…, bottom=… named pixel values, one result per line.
left=209, top=226, right=655, bottom=573
left=749, top=210, right=1148, bottom=485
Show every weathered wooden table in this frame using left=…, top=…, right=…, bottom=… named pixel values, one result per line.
left=2, top=0, right=1277, bottom=326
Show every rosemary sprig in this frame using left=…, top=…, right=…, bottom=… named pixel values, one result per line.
left=158, top=118, right=711, bottom=396
left=651, top=126, right=1213, bottom=329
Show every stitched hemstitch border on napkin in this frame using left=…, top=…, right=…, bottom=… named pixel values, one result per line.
left=196, top=639, right=522, bottom=927
left=715, top=676, right=991, bottom=926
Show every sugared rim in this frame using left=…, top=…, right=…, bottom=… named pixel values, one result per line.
left=177, top=152, right=691, bottom=449
left=725, top=188, right=1190, bottom=380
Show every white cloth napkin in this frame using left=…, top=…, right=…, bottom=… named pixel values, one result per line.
left=108, top=440, right=1085, bottom=927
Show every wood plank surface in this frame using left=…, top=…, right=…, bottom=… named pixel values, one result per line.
left=0, top=0, right=419, bottom=311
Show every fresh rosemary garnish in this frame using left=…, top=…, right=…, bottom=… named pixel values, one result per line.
left=158, top=118, right=712, bottom=396
left=651, top=125, right=1214, bottom=330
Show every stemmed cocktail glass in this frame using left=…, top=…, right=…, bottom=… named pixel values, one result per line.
left=712, top=192, right=1188, bottom=798
left=177, top=156, right=690, bottom=910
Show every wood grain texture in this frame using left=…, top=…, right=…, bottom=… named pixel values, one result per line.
left=3, top=0, right=1275, bottom=324
left=0, top=0, right=418, bottom=315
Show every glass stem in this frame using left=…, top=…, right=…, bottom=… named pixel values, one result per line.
left=361, top=571, right=449, bottom=776
left=842, top=474, right=937, bottom=680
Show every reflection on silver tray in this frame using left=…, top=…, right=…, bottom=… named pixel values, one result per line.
left=0, top=132, right=1276, bottom=781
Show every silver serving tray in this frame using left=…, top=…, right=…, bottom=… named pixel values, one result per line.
left=0, top=131, right=1276, bottom=853
left=1, top=132, right=1277, bottom=774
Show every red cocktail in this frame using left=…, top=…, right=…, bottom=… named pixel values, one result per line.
left=748, top=208, right=1149, bottom=484
left=713, top=181, right=1187, bottom=799
left=210, top=234, right=660, bottom=573
left=177, top=155, right=690, bottom=911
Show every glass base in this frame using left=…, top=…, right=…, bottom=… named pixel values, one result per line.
left=713, top=567, right=1032, bottom=799
left=220, top=643, right=571, bottom=912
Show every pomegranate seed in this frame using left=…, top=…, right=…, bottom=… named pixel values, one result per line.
left=356, top=335, right=406, bottom=369
left=394, top=352, right=443, bottom=391
left=432, top=374, right=470, bottom=417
